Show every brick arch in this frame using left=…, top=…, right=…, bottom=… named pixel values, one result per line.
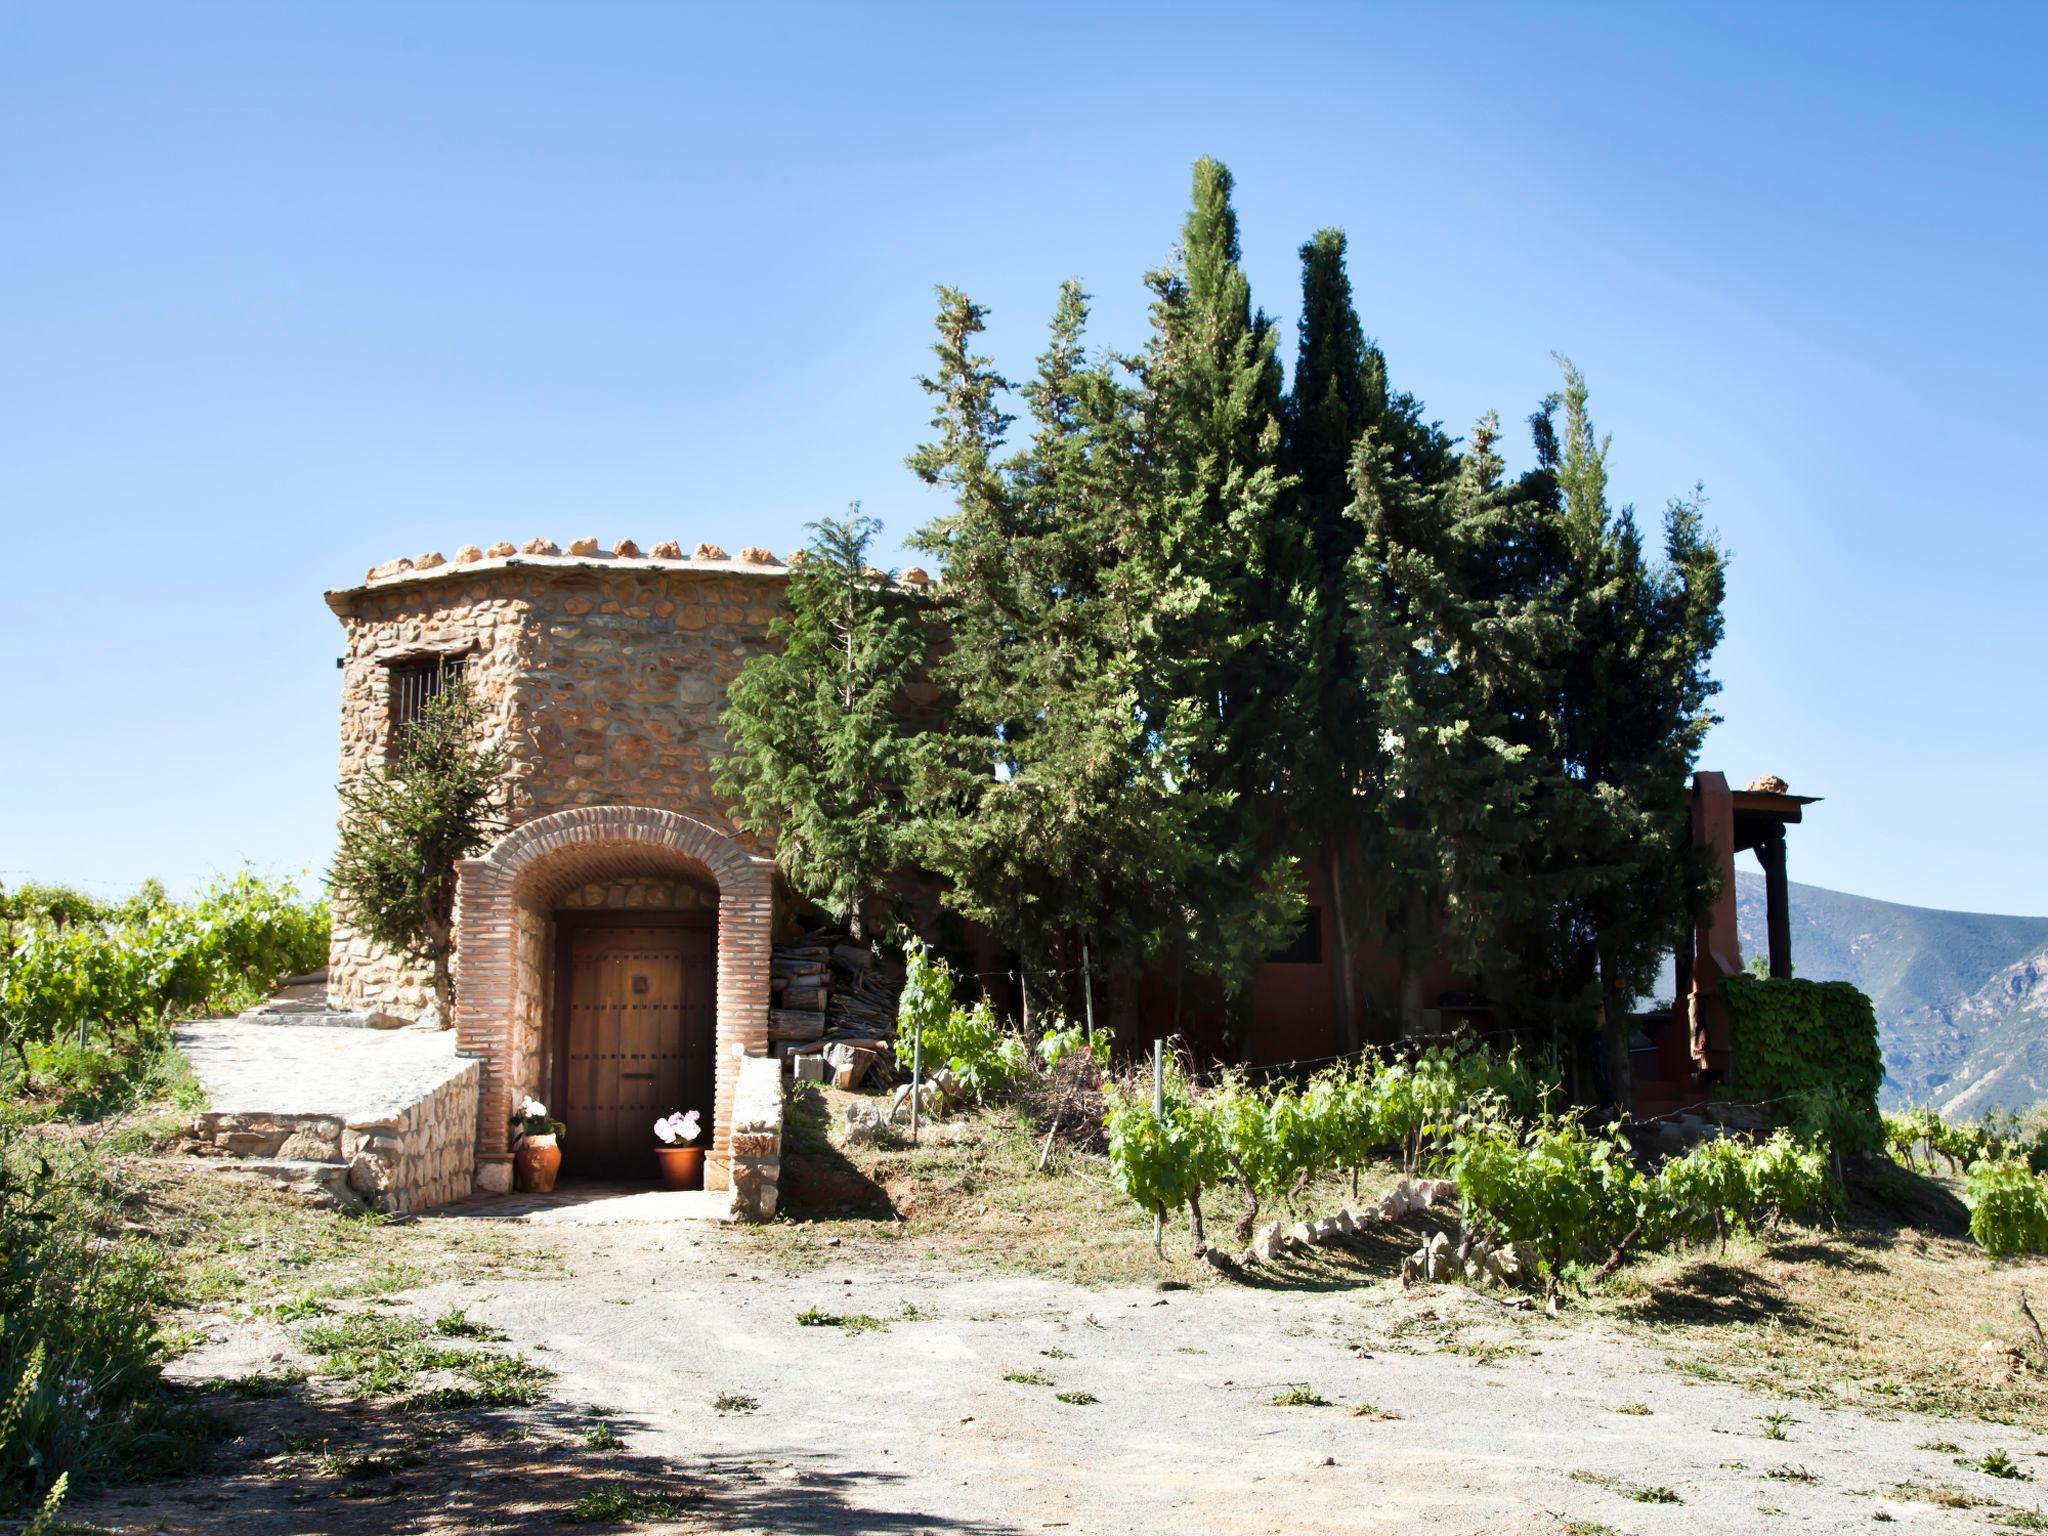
left=451, top=806, right=774, bottom=1194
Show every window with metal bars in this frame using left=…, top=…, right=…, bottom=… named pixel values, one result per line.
left=388, top=655, right=467, bottom=732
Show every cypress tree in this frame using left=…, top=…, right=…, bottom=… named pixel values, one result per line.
left=1286, top=229, right=1455, bottom=1045
left=716, top=507, right=925, bottom=941
left=1136, top=157, right=1309, bottom=996
left=908, top=283, right=1224, bottom=1021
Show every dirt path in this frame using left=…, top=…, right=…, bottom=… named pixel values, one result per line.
left=70, top=1206, right=2048, bottom=1534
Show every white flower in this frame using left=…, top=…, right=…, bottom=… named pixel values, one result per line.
left=655, top=1109, right=703, bottom=1145
left=520, top=1096, right=548, bottom=1119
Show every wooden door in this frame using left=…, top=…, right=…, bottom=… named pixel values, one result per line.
left=554, top=917, right=714, bottom=1178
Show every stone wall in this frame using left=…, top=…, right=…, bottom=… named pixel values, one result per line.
left=723, top=1050, right=783, bottom=1222
left=187, top=1054, right=481, bottom=1215
left=326, top=557, right=787, bottom=1012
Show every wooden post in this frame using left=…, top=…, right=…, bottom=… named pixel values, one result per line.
left=1082, top=937, right=1096, bottom=1050
left=909, top=1012, right=922, bottom=1146
left=1153, top=1038, right=1165, bottom=1250
left=1758, top=829, right=1792, bottom=980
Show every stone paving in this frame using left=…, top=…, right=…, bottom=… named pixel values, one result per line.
left=177, top=1018, right=470, bottom=1120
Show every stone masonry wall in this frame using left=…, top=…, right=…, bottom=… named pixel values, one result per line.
left=187, top=1055, right=481, bottom=1215
left=326, top=558, right=786, bottom=1012
left=724, top=1050, right=783, bottom=1222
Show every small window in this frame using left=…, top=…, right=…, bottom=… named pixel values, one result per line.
left=1268, top=907, right=1323, bottom=966
left=389, top=654, right=467, bottom=731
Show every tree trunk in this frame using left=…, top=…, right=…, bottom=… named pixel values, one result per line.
left=1326, top=841, right=1360, bottom=1055
left=846, top=892, right=866, bottom=944
left=1598, top=950, right=1633, bottom=1115
left=1187, top=1191, right=1208, bottom=1257
left=422, top=888, right=456, bottom=1021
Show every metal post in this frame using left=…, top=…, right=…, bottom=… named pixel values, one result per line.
left=1082, top=937, right=1096, bottom=1049
left=910, top=1013, right=923, bottom=1146
left=1153, top=1037, right=1165, bottom=1249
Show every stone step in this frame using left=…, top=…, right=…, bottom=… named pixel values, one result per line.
left=199, top=1157, right=365, bottom=1212
left=237, top=1001, right=413, bottom=1029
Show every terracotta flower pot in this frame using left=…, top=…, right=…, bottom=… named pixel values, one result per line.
left=655, top=1145, right=704, bottom=1190
left=514, top=1133, right=561, bottom=1194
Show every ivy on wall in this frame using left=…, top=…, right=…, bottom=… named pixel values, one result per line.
left=1723, top=974, right=1885, bottom=1152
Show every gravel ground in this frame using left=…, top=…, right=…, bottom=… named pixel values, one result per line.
left=78, top=1208, right=2048, bottom=1535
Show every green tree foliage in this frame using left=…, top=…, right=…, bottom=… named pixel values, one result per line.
left=907, top=285, right=1223, bottom=1007
left=1534, top=359, right=1729, bottom=1105
left=718, top=509, right=924, bottom=940
left=1286, top=233, right=1432, bottom=1045
left=1135, top=157, right=1309, bottom=991
left=329, top=677, right=504, bottom=1013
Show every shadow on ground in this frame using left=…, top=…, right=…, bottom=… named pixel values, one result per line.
left=70, top=1376, right=1019, bottom=1535
left=779, top=1083, right=899, bottom=1220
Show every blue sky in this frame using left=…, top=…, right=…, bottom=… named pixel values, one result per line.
left=1, top=2, right=2042, bottom=915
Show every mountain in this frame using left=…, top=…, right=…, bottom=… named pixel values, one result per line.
left=1731, top=872, right=2048, bottom=1117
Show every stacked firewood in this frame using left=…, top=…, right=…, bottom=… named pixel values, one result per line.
left=768, top=928, right=904, bottom=1088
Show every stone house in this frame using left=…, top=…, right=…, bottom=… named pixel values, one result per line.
left=327, top=537, right=804, bottom=1203
left=327, top=537, right=1815, bottom=1202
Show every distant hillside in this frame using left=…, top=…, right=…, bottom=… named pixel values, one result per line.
left=1731, top=872, right=2048, bottom=1117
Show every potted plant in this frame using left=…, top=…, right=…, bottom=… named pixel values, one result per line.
left=512, top=1096, right=565, bottom=1193
left=653, top=1109, right=704, bottom=1190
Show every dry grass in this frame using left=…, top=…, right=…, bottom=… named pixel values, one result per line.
left=1593, top=1163, right=2048, bottom=1432
left=754, top=1083, right=1428, bottom=1289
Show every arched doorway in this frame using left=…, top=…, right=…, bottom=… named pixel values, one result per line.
left=450, top=806, right=775, bottom=1193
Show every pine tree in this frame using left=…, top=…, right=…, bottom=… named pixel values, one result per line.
left=330, top=677, right=505, bottom=1015
left=716, top=507, right=925, bottom=940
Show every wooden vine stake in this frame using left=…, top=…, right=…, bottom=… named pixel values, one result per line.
left=1152, top=1038, right=1165, bottom=1253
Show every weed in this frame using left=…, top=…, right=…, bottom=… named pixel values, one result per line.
left=1041, top=1348, right=1074, bottom=1360
left=1761, top=1411, right=1794, bottom=1440
left=1054, top=1391, right=1097, bottom=1405
left=794, top=1306, right=888, bottom=1333
left=1003, top=1370, right=1052, bottom=1386
left=1765, top=1465, right=1818, bottom=1483
left=1976, top=1450, right=2033, bottom=1481
left=432, top=1306, right=506, bottom=1341
left=1918, top=1440, right=1962, bottom=1453
left=564, top=1484, right=701, bottom=1523
left=1347, top=1403, right=1400, bottom=1420
left=1613, top=1402, right=1651, bottom=1416
left=1888, top=1481, right=1979, bottom=1509
left=1572, top=1470, right=1682, bottom=1504
left=269, top=1293, right=332, bottom=1322
left=1269, top=1384, right=1330, bottom=1407
left=219, top=1367, right=309, bottom=1401
left=1999, top=1511, right=2048, bottom=1530
left=582, top=1423, right=625, bottom=1451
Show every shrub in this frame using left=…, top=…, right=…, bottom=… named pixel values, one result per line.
left=1104, top=1070, right=1226, bottom=1253
left=1723, top=975, right=1883, bottom=1152
left=1964, top=1155, right=2048, bottom=1259
left=1451, top=1112, right=1650, bottom=1305
left=0, top=1125, right=177, bottom=1514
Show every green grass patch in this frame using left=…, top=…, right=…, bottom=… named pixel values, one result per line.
left=1003, top=1370, right=1052, bottom=1386
left=1269, top=1384, right=1330, bottom=1406
left=564, top=1484, right=701, bottom=1523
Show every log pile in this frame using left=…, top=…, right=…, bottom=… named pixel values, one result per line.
left=769, top=928, right=904, bottom=1089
